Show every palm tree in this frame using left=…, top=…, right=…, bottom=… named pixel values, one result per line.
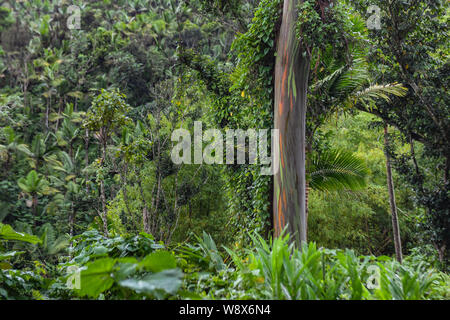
left=305, top=148, right=369, bottom=237
left=52, top=103, right=85, bottom=161
left=304, top=34, right=410, bottom=244
left=17, top=170, right=58, bottom=219
left=25, top=132, right=60, bottom=174
left=307, top=53, right=408, bottom=147
left=304, top=45, right=407, bottom=237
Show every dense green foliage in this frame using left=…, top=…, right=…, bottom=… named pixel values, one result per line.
left=1, top=226, right=448, bottom=300
left=0, top=0, right=448, bottom=300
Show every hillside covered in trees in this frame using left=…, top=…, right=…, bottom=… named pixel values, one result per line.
left=0, top=0, right=448, bottom=301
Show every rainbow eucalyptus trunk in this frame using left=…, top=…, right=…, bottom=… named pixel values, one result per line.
left=273, top=0, right=310, bottom=246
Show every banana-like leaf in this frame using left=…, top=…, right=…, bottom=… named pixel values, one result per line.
left=0, top=223, right=42, bottom=244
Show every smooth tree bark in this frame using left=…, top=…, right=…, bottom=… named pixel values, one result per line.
left=384, top=124, right=403, bottom=263
left=273, top=0, right=310, bottom=245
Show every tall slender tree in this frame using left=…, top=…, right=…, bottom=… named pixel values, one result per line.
left=273, top=0, right=310, bottom=244
left=384, top=124, right=403, bottom=263
left=83, top=89, right=131, bottom=236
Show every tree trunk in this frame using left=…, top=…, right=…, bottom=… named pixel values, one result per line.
left=120, top=163, right=138, bottom=230
left=273, top=0, right=310, bottom=246
left=100, top=138, right=109, bottom=236
left=69, top=200, right=75, bottom=237
left=45, top=98, right=50, bottom=132
left=137, top=174, right=151, bottom=234
left=32, top=195, right=38, bottom=217
left=85, top=129, right=90, bottom=193
left=100, top=179, right=108, bottom=236
left=384, top=124, right=403, bottom=263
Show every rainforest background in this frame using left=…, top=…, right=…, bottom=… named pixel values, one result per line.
left=0, top=0, right=448, bottom=300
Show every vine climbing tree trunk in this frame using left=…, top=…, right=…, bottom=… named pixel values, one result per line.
left=384, top=124, right=403, bottom=263
left=273, top=0, right=310, bottom=246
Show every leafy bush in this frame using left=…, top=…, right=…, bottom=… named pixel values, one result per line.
left=50, top=230, right=183, bottom=299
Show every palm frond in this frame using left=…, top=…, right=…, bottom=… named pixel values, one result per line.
left=348, top=83, right=408, bottom=110
left=333, top=58, right=369, bottom=95
left=308, top=149, right=369, bottom=192
left=311, top=64, right=347, bottom=93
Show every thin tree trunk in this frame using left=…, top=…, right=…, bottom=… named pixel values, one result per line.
left=69, top=200, right=75, bottom=237
left=32, top=195, right=37, bottom=217
left=120, top=163, right=138, bottom=230
left=167, top=170, right=180, bottom=245
left=384, top=124, right=402, bottom=263
left=55, top=99, right=62, bottom=131
left=137, top=173, right=151, bottom=234
left=100, top=137, right=109, bottom=236
left=85, top=129, right=90, bottom=193
left=273, top=0, right=310, bottom=246
left=100, top=179, right=108, bottom=236
left=153, top=173, right=162, bottom=236
left=45, top=100, right=49, bottom=132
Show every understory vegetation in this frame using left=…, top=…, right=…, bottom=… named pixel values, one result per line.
left=0, top=0, right=448, bottom=300
left=1, top=226, right=449, bottom=300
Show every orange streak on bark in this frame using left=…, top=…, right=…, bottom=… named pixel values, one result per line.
left=278, top=102, right=283, bottom=117
left=290, top=92, right=293, bottom=111
left=279, top=134, right=285, bottom=169
left=279, top=133, right=283, bottom=154
left=281, top=66, right=288, bottom=103
left=277, top=194, right=283, bottom=234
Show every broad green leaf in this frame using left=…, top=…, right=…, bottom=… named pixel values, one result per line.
left=119, top=269, right=183, bottom=297
left=140, top=251, right=177, bottom=272
left=114, top=257, right=139, bottom=281
left=0, top=223, right=42, bottom=244
left=79, top=258, right=116, bottom=298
